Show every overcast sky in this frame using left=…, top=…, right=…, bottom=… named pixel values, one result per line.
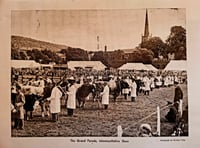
left=11, top=8, right=185, bottom=51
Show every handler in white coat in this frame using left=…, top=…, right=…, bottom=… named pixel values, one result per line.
left=47, top=84, right=64, bottom=122
left=130, top=79, right=137, bottom=102
left=100, top=82, right=110, bottom=109
left=66, top=81, right=76, bottom=116
left=66, top=76, right=83, bottom=116
left=143, top=76, right=151, bottom=95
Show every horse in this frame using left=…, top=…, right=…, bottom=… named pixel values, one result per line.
left=76, top=83, right=96, bottom=108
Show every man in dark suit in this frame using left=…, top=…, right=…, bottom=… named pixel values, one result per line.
left=174, top=82, right=183, bottom=118
left=166, top=82, right=183, bottom=123
left=174, top=82, right=183, bottom=105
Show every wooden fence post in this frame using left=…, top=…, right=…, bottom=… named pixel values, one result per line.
left=157, top=106, right=160, bottom=136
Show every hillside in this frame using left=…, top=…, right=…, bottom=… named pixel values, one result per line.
left=11, top=35, right=68, bottom=51
left=11, top=35, right=89, bottom=63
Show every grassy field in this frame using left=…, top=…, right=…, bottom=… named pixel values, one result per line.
left=11, top=84, right=188, bottom=137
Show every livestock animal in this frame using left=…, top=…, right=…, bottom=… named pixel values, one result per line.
left=21, top=84, right=53, bottom=120
left=108, top=77, right=145, bottom=102
left=108, top=78, right=130, bottom=102
left=76, top=83, right=96, bottom=108
left=40, top=83, right=54, bottom=117
left=21, top=86, right=43, bottom=120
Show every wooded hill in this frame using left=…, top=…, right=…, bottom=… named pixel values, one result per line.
left=11, top=35, right=68, bottom=51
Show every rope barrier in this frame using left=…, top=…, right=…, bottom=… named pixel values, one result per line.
left=112, top=102, right=176, bottom=136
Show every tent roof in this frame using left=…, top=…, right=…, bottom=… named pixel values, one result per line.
left=11, top=60, right=40, bottom=68
left=164, top=60, right=187, bottom=71
left=40, top=64, right=53, bottom=68
left=144, top=64, right=158, bottom=71
left=67, top=61, right=106, bottom=70
left=119, top=63, right=148, bottom=70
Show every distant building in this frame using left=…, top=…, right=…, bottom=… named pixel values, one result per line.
left=56, top=52, right=66, bottom=61
left=103, top=50, right=126, bottom=68
left=11, top=60, right=41, bottom=69
left=67, top=61, right=106, bottom=71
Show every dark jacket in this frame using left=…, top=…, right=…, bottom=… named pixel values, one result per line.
left=174, top=86, right=183, bottom=103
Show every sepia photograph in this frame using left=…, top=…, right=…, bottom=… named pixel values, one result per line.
left=10, top=8, right=188, bottom=137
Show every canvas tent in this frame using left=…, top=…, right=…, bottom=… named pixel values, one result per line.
left=11, top=60, right=41, bottom=68
left=145, top=64, right=158, bottom=71
left=119, top=63, right=148, bottom=71
left=67, top=61, right=106, bottom=70
left=40, top=64, right=54, bottom=69
left=164, top=60, right=187, bottom=71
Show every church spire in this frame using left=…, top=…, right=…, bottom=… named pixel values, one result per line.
left=142, top=9, right=150, bottom=43
left=144, top=9, right=149, bottom=37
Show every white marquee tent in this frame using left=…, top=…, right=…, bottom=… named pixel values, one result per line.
left=67, top=61, right=106, bottom=70
left=144, top=64, right=158, bottom=71
left=164, top=60, right=187, bottom=71
left=119, top=63, right=148, bottom=71
left=40, top=64, right=54, bottom=69
left=11, top=60, right=41, bottom=68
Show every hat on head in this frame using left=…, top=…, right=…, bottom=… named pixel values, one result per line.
left=68, top=76, right=75, bottom=80
left=138, top=124, right=152, bottom=137
left=68, top=76, right=75, bottom=84
left=174, top=81, right=179, bottom=85
left=109, top=75, right=114, bottom=78
left=16, top=84, right=21, bottom=90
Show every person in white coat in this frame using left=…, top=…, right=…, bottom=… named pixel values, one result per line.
left=100, top=82, right=110, bottom=109
left=66, top=80, right=76, bottom=116
left=143, top=75, right=151, bottom=95
left=47, top=83, right=65, bottom=122
left=130, top=78, right=137, bottom=102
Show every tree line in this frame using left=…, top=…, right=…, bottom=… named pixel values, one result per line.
left=141, top=26, right=186, bottom=60
left=11, top=26, right=186, bottom=68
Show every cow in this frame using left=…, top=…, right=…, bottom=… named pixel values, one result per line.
left=76, top=83, right=96, bottom=108
left=108, top=78, right=130, bottom=102
left=39, top=83, right=54, bottom=117
left=24, top=93, right=37, bottom=120
left=21, top=84, right=54, bottom=120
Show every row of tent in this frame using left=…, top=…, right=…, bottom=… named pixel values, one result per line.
left=11, top=60, right=187, bottom=71
left=119, top=60, right=187, bottom=71
left=119, top=63, right=157, bottom=71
